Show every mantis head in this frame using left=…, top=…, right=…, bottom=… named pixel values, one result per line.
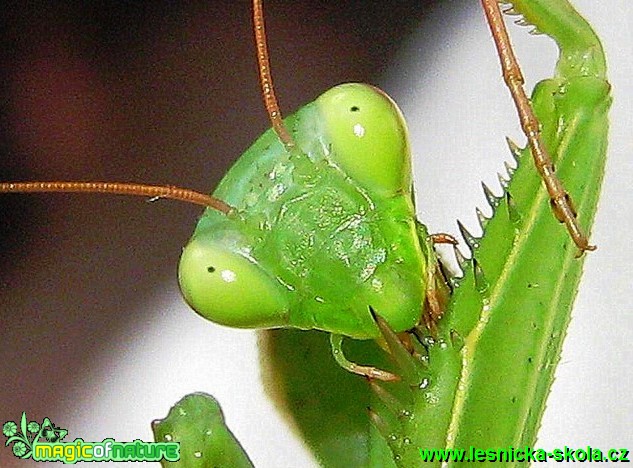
left=177, top=83, right=427, bottom=339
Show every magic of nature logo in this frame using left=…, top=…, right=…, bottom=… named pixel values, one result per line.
left=3, top=412, right=179, bottom=463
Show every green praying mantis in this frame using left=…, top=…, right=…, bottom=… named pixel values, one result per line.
left=0, top=0, right=624, bottom=466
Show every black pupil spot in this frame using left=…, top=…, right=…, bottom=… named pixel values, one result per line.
left=207, top=266, right=216, bottom=273
left=350, top=106, right=360, bottom=112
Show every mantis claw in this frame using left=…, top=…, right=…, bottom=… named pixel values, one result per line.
left=329, top=334, right=400, bottom=382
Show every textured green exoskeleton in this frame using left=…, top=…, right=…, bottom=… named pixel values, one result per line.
left=179, top=84, right=432, bottom=339
left=168, top=1, right=610, bottom=467
left=258, top=1, right=611, bottom=467
left=152, top=393, right=253, bottom=468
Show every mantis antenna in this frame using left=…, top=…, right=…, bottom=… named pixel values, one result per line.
left=252, top=0, right=296, bottom=152
left=0, top=182, right=232, bottom=214
left=480, top=0, right=595, bottom=252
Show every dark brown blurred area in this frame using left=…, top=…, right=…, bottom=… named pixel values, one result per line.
left=0, top=0, right=464, bottom=454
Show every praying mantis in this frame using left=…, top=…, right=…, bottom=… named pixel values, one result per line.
left=1, top=0, right=628, bottom=468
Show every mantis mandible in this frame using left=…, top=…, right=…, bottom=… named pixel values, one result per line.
left=0, top=0, right=624, bottom=468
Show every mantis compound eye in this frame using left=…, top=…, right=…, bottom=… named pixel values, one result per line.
left=317, top=83, right=412, bottom=198
left=178, top=234, right=289, bottom=329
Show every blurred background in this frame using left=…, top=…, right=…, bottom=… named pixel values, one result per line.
left=0, top=1, right=630, bottom=466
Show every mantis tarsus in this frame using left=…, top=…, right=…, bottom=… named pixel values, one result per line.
left=1, top=0, right=628, bottom=468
